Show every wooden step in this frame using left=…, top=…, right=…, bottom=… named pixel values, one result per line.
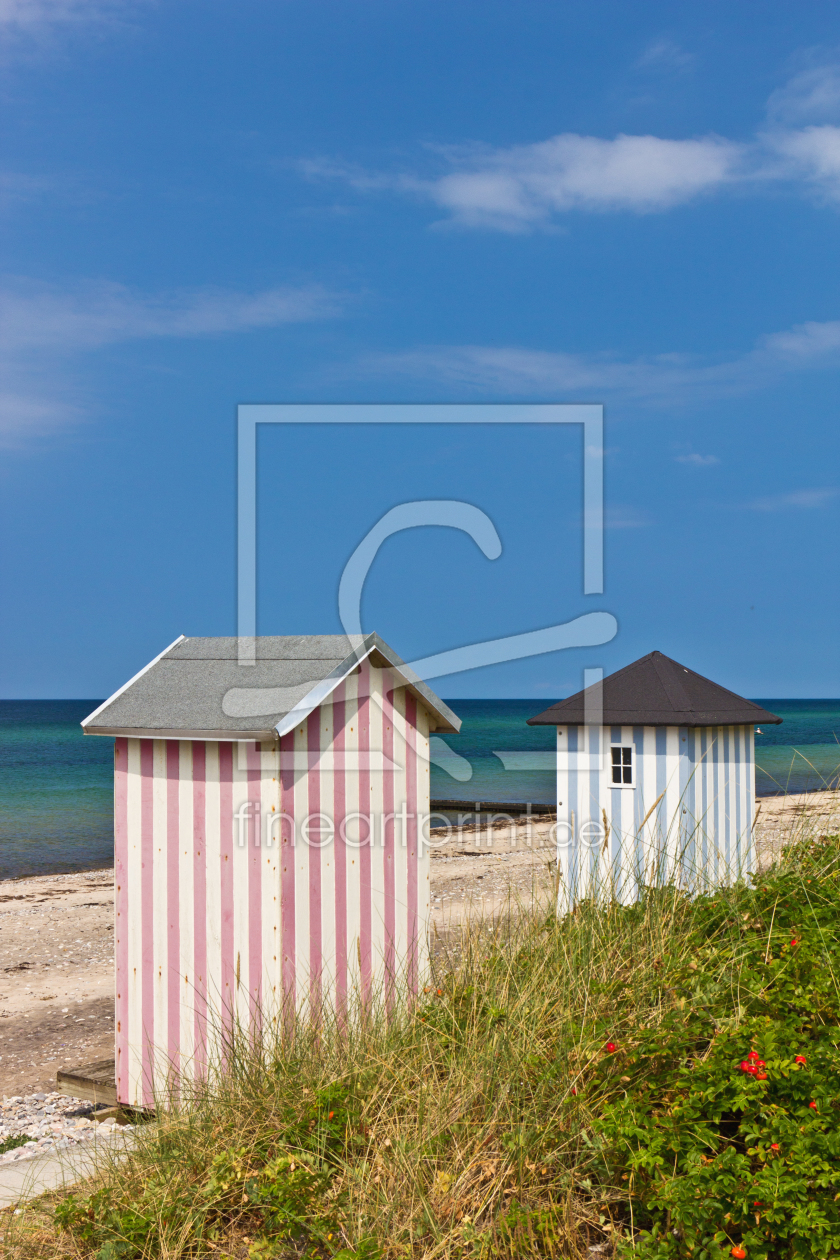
left=56, top=1058, right=116, bottom=1107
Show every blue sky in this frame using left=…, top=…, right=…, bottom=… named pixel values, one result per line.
left=2, top=0, right=840, bottom=699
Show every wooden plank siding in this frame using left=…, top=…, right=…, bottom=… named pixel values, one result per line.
left=555, top=723, right=755, bottom=905
left=114, top=661, right=431, bottom=1109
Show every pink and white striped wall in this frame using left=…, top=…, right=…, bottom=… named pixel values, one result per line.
left=114, top=662, right=431, bottom=1108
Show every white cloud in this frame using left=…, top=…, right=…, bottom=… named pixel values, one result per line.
left=0, top=277, right=343, bottom=444
left=605, top=505, right=651, bottom=529
left=362, top=315, right=840, bottom=406
left=0, top=389, right=81, bottom=444
left=304, top=62, right=840, bottom=230
left=746, top=488, right=839, bottom=511
left=362, top=343, right=728, bottom=399
left=298, top=157, right=418, bottom=196
left=760, top=319, right=840, bottom=360
left=0, top=278, right=341, bottom=352
left=425, top=134, right=741, bottom=230
left=304, top=134, right=743, bottom=233
left=634, top=37, right=694, bottom=73
left=0, top=170, right=54, bottom=206
left=676, top=452, right=720, bottom=466
left=766, top=63, right=840, bottom=125
left=765, top=125, right=840, bottom=201
left=0, top=0, right=141, bottom=28
left=305, top=132, right=747, bottom=231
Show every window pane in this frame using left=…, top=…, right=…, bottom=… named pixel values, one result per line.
left=623, top=747, right=632, bottom=765
left=623, top=766, right=632, bottom=783
left=612, top=766, right=622, bottom=784
left=611, top=747, right=621, bottom=766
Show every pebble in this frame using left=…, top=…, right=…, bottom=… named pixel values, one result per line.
left=0, top=1092, right=123, bottom=1164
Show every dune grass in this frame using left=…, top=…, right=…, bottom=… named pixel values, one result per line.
left=7, top=824, right=840, bottom=1260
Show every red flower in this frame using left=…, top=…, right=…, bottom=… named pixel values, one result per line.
left=605, top=1042, right=617, bottom=1053
left=795, top=1055, right=807, bottom=1064
left=328, top=1111, right=335, bottom=1120
left=731, top=1247, right=747, bottom=1258
left=571, top=1086, right=578, bottom=1096
left=791, top=938, right=799, bottom=947
left=436, top=988, right=443, bottom=996
left=770, top=1143, right=780, bottom=1151
left=810, top=1101, right=818, bottom=1110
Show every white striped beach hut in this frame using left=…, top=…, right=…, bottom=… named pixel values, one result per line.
left=82, top=633, right=460, bottom=1109
left=527, top=652, right=782, bottom=905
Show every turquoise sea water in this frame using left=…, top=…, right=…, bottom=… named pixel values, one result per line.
left=751, top=700, right=840, bottom=797
left=0, top=701, right=115, bottom=881
left=434, top=698, right=840, bottom=807
left=1, top=699, right=839, bottom=881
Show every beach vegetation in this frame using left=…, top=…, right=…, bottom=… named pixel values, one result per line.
left=7, top=831, right=840, bottom=1259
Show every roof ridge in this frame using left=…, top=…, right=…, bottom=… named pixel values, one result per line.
left=650, top=653, right=692, bottom=713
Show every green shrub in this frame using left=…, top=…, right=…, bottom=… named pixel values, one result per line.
left=592, top=837, right=840, bottom=1258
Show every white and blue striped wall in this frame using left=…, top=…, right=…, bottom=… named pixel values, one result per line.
left=555, top=724, right=755, bottom=904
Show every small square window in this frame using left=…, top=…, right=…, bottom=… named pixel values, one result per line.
left=611, top=745, right=633, bottom=785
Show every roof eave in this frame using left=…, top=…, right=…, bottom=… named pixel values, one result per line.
left=84, top=727, right=279, bottom=741
left=527, top=713, right=783, bottom=727
left=81, top=634, right=187, bottom=730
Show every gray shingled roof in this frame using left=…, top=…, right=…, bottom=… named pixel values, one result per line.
left=527, top=651, right=782, bottom=729
left=82, top=633, right=460, bottom=739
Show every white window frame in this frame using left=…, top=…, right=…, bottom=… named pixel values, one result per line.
left=610, top=742, right=635, bottom=788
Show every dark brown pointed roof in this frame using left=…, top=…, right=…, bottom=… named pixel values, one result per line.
left=527, top=651, right=782, bottom=728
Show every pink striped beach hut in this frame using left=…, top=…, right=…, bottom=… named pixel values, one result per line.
left=82, top=634, right=460, bottom=1109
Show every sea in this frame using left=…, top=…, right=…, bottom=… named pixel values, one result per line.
left=1, top=698, right=839, bottom=882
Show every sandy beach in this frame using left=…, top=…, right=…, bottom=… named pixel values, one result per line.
left=2, top=790, right=838, bottom=1099
left=0, top=870, right=115, bottom=1096
left=754, top=789, right=840, bottom=853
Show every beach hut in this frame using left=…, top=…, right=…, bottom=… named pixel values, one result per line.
left=527, top=651, right=781, bottom=903
left=82, top=633, right=460, bottom=1109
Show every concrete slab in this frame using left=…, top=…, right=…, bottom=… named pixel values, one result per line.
left=0, top=1130, right=134, bottom=1207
